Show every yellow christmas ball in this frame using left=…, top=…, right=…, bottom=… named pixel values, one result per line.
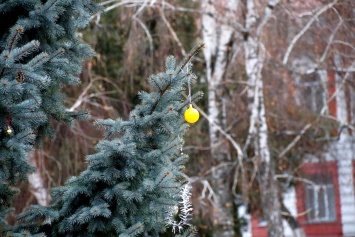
left=6, top=126, right=12, bottom=135
left=184, top=104, right=199, bottom=124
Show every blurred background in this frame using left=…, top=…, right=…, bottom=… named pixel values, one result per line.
left=11, top=0, right=355, bottom=236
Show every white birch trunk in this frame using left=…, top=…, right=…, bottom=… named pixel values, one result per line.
left=202, top=1, right=237, bottom=236
left=334, top=54, right=348, bottom=127
left=28, top=151, right=50, bottom=206
left=337, top=151, right=355, bottom=236
left=244, top=1, right=283, bottom=236
left=333, top=55, right=355, bottom=236
left=282, top=188, right=306, bottom=237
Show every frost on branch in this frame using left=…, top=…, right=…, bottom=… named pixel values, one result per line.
left=166, top=183, right=195, bottom=235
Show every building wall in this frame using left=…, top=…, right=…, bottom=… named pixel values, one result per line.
left=250, top=161, right=343, bottom=237
left=296, top=161, right=343, bottom=237
left=250, top=214, right=267, bottom=237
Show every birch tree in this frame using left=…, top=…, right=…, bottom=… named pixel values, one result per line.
left=242, top=0, right=284, bottom=236
left=202, top=0, right=238, bottom=236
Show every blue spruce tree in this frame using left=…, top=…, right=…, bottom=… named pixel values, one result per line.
left=0, top=0, right=203, bottom=236
left=0, top=0, right=99, bottom=234
left=15, top=43, right=204, bottom=237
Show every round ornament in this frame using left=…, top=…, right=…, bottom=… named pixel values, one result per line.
left=5, top=117, right=13, bottom=135
left=184, top=104, right=199, bottom=124
left=6, top=126, right=12, bottom=135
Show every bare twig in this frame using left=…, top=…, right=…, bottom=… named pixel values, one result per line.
left=277, top=61, right=355, bottom=158
left=68, top=80, right=95, bottom=112
left=91, top=0, right=203, bottom=23
left=282, top=0, right=338, bottom=65
left=318, top=22, right=343, bottom=64
left=134, top=17, right=154, bottom=62
left=178, top=43, right=204, bottom=73
left=192, top=102, right=244, bottom=167
left=199, top=179, right=218, bottom=206
left=256, top=0, right=280, bottom=37
left=132, top=0, right=149, bottom=18
left=277, top=123, right=312, bottom=159
left=158, top=7, right=186, bottom=56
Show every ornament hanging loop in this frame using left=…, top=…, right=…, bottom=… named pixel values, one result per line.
left=184, top=63, right=200, bottom=124
left=6, top=116, right=13, bottom=135
left=184, top=62, right=192, bottom=105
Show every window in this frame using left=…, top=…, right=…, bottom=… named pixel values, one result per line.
left=295, top=72, right=327, bottom=113
left=305, top=174, right=336, bottom=222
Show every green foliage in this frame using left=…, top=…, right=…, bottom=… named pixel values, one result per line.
left=13, top=45, right=203, bottom=236
left=0, top=1, right=203, bottom=236
left=0, top=0, right=100, bottom=234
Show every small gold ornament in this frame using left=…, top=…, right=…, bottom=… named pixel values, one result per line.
left=184, top=104, right=199, bottom=124
left=6, top=125, right=12, bottom=135
left=6, top=117, right=13, bottom=135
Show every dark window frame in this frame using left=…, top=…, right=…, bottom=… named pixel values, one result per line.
left=304, top=174, right=336, bottom=223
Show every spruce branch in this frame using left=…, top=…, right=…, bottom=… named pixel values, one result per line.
left=162, top=142, right=184, bottom=155
left=46, top=48, right=65, bottom=62
left=177, top=42, right=204, bottom=73
left=41, top=0, right=61, bottom=12
left=27, top=52, right=49, bottom=68
left=124, top=222, right=144, bottom=236
left=156, top=171, right=171, bottom=187
left=161, top=186, right=180, bottom=189
left=0, top=1, right=102, bottom=235
left=10, top=40, right=40, bottom=62
left=150, top=44, right=204, bottom=114
left=161, top=121, right=173, bottom=134
left=150, top=82, right=174, bottom=113
left=148, top=76, right=163, bottom=92
left=158, top=202, right=177, bottom=206
left=7, top=26, right=24, bottom=52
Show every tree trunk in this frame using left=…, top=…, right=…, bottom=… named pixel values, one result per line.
left=28, top=151, right=50, bottom=206
left=202, top=1, right=237, bottom=236
left=244, top=0, right=283, bottom=236
left=281, top=202, right=307, bottom=237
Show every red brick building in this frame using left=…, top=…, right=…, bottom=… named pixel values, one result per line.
left=249, top=66, right=355, bottom=237
left=251, top=150, right=355, bottom=237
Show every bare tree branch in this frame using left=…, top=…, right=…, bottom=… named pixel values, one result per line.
left=256, top=0, right=280, bottom=37
left=134, top=17, right=154, bottom=63
left=277, top=123, right=312, bottom=159
left=158, top=7, right=186, bottom=56
left=192, top=102, right=244, bottom=168
left=132, top=0, right=149, bottom=18
left=318, top=8, right=343, bottom=64
left=282, top=0, right=338, bottom=65
left=277, top=60, right=355, bottom=159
